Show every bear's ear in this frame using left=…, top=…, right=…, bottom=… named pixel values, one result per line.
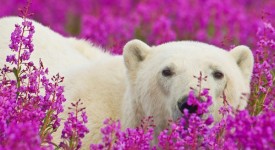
left=229, top=45, right=254, bottom=84
left=123, top=39, right=151, bottom=70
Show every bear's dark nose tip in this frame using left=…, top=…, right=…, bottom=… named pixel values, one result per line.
left=177, top=97, right=198, bottom=114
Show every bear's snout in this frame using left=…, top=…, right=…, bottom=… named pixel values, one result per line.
left=177, top=97, right=198, bottom=114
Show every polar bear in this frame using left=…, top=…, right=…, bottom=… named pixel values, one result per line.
left=63, top=40, right=253, bottom=149
left=0, top=17, right=254, bottom=149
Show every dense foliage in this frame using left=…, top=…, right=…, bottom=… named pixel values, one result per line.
left=0, top=0, right=275, bottom=149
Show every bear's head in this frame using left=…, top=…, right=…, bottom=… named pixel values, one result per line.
left=122, top=39, right=254, bottom=137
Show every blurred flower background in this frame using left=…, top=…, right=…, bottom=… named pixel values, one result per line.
left=1, top=0, right=274, bottom=53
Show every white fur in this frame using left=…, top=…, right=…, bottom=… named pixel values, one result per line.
left=0, top=16, right=104, bottom=75
left=0, top=17, right=254, bottom=149
left=122, top=40, right=254, bottom=138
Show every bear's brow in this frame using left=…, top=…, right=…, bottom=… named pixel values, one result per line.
left=209, top=64, right=220, bottom=71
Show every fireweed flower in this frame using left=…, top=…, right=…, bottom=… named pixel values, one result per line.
left=59, top=99, right=89, bottom=150
left=0, top=14, right=69, bottom=149
left=0, top=121, right=41, bottom=150
left=8, top=24, right=22, bottom=52
left=91, top=117, right=155, bottom=150
left=249, top=20, right=275, bottom=115
left=158, top=88, right=214, bottom=150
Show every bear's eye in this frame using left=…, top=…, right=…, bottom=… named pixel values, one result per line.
left=213, top=71, right=224, bottom=79
left=162, top=67, right=174, bottom=77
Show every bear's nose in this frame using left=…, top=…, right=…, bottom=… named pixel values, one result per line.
left=177, top=97, right=198, bottom=114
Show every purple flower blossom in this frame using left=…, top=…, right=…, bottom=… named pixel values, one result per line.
left=59, top=99, right=89, bottom=150
left=91, top=117, right=155, bottom=150
left=6, top=54, right=17, bottom=64
left=8, top=24, right=21, bottom=52
left=0, top=121, right=41, bottom=150
left=0, top=3, right=70, bottom=149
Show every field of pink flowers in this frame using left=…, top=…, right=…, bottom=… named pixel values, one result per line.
left=0, top=0, right=275, bottom=149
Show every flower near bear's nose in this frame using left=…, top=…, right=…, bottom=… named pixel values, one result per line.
left=177, top=96, right=198, bottom=114
left=178, top=90, right=213, bottom=116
